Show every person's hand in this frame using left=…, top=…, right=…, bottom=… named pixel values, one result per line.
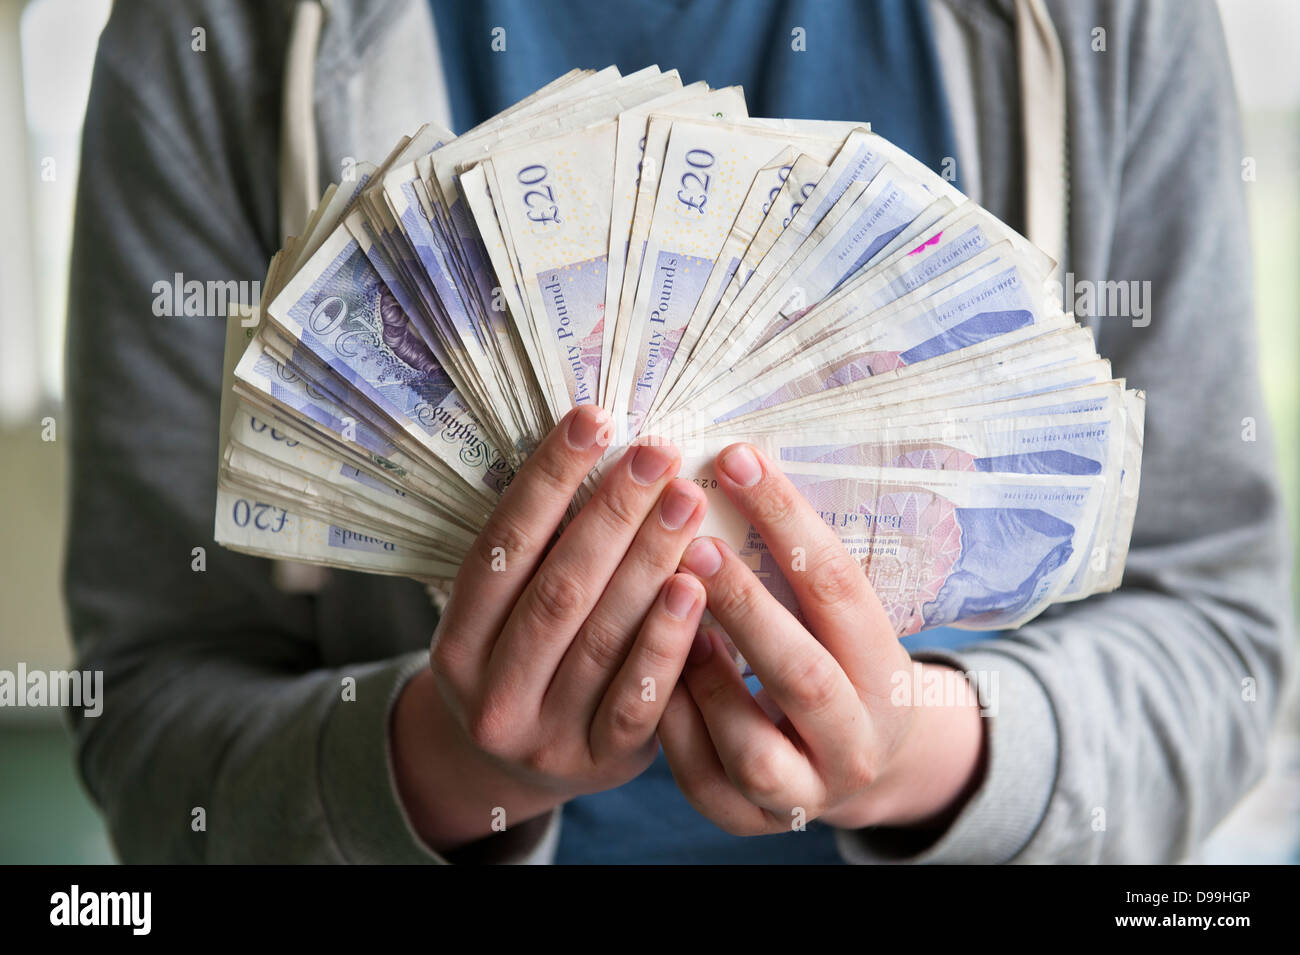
left=659, top=443, right=987, bottom=837
left=392, top=405, right=709, bottom=852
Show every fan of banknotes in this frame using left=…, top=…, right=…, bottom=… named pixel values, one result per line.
left=215, top=65, right=1144, bottom=637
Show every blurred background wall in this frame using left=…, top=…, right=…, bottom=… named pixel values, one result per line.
left=0, top=0, right=1295, bottom=863
left=0, top=0, right=114, bottom=863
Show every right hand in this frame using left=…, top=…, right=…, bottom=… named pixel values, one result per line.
left=393, top=404, right=708, bottom=852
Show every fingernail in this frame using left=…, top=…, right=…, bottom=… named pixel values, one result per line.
left=659, top=484, right=698, bottom=531
left=688, top=629, right=714, bottom=665
left=664, top=576, right=699, bottom=620
left=680, top=538, right=722, bottom=578
left=565, top=405, right=610, bottom=451
left=629, top=443, right=674, bottom=485
left=719, top=445, right=762, bottom=487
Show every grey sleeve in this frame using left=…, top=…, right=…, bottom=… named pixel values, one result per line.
left=838, top=0, right=1293, bottom=863
left=61, top=1, right=555, bottom=864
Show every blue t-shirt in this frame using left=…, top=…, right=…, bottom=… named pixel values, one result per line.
left=428, top=0, right=971, bottom=863
left=429, top=0, right=959, bottom=173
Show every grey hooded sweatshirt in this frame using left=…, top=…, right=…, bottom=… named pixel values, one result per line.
left=63, top=0, right=1292, bottom=863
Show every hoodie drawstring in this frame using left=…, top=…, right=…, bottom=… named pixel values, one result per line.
left=280, top=0, right=323, bottom=240
left=272, top=1, right=330, bottom=595
left=1015, top=0, right=1068, bottom=274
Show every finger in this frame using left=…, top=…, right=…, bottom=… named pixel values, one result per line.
left=680, top=629, right=821, bottom=814
left=436, top=404, right=612, bottom=671
left=486, top=439, right=682, bottom=710
left=588, top=573, right=706, bottom=761
left=678, top=537, right=871, bottom=775
left=545, top=479, right=707, bottom=724
left=713, top=443, right=896, bottom=682
left=658, top=680, right=777, bottom=837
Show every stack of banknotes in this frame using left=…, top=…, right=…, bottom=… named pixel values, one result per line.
left=215, top=66, right=1144, bottom=637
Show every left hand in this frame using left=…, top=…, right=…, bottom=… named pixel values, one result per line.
left=659, top=443, right=988, bottom=836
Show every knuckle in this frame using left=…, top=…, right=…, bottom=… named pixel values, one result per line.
left=576, top=617, right=630, bottom=673
left=529, top=442, right=578, bottom=495
left=616, top=534, right=687, bottom=596
left=604, top=695, right=652, bottom=750
left=806, top=551, right=865, bottom=610
left=696, top=672, right=737, bottom=714
left=746, top=481, right=799, bottom=528
left=711, top=575, right=758, bottom=624
left=517, top=743, right=557, bottom=777
left=529, top=569, right=588, bottom=628
left=594, top=481, right=646, bottom=532
left=732, top=745, right=790, bottom=804
left=476, top=513, right=532, bottom=570
left=429, top=639, right=463, bottom=691
left=465, top=700, right=515, bottom=756
left=778, top=650, right=843, bottom=716
left=627, top=530, right=680, bottom=579
left=843, top=752, right=879, bottom=792
left=634, top=629, right=685, bottom=674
